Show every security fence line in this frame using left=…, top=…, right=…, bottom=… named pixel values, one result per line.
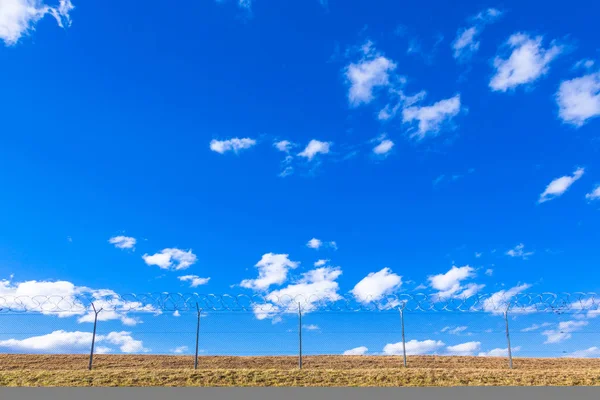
left=1, top=292, right=599, bottom=370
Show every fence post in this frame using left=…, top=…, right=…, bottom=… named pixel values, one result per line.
left=298, top=302, right=302, bottom=370
left=504, top=306, right=513, bottom=369
left=194, top=303, right=201, bottom=370
left=88, top=303, right=102, bottom=371
left=400, top=305, right=407, bottom=367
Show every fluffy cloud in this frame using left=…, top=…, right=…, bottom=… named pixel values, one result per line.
left=586, top=185, right=600, bottom=201
left=314, top=259, right=329, bottom=267
left=402, top=95, right=462, bottom=139
left=483, top=284, right=532, bottom=315
left=240, top=253, right=299, bottom=291
left=478, top=346, right=521, bottom=357
left=172, top=346, right=189, bottom=354
left=210, top=138, right=256, bottom=154
left=252, top=266, right=343, bottom=319
left=542, top=320, right=588, bottom=344
left=343, top=346, right=368, bottom=355
left=0, top=330, right=146, bottom=354
left=108, top=236, right=136, bottom=250
left=298, top=140, right=331, bottom=161
left=446, top=341, right=481, bottom=356
left=566, top=347, right=600, bottom=358
left=178, top=275, right=210, bottom=288
left=351, top=267, right=402, bottom=304
left=274, top=140, right=293, bottom=153
left=490, top=33, right=562, bottom=92
left=383, top=339, right=445, bottom=355
left=142, top=248, right=197, bottom=270
left=506, top=243, right=534, bottom=260
left=452, top=8, right=503, bottom=60
left=307, top=238, right=323, bottom=249
left=373, top=138, right=394, bottom=155
left=0, top=0, right=74, bottom=46
left=345, top=42, right=397, bottom=107
left=538, top=167, right=585, bottom=203
left=428, top=265, right=483, bottom=299
left=0, top=279, right=158, bottom=325
left=557, top=72, right=600, bottom=127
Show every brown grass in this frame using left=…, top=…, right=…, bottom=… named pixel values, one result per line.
left=0, top=355, right=599, bottom=386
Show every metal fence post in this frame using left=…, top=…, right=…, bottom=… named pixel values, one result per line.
left=88, top=303, right=102, bottom=371
left=298, top=302, right=302, bottom=370
left=400, top=305, right=407, bottom=367
left=194, top=303, right=201, bottom=370
left=504, top=306, right=513, bottom=369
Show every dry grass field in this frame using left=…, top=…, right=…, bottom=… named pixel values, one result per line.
left=0, top=354, right=599, bottom=386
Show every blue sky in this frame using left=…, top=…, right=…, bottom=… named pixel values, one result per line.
left=0, top=0, right=599, bottom=358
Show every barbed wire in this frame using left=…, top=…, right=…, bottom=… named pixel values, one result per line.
left=0, top=292, right=598, bottom=314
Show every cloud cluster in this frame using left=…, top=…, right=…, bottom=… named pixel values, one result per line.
left=557, top=72, right=600, bottom=127
left=142, top=248, right=197, bottom=270
left=0, top=330, right=147, bottom=354
left=240, top=253, right=299, bottom=291
left=428, top=265, right=484, bottom=299
left=178, top=275, right=210, bottom=288
left=0, top=0, right=74, bottom=46
left=490, top=33, right=562, bottom=91
left=109, top=236, right=136, bottom=250
left=210, top=138, right=256, bottom=154
left=351, top=267, right=402, bottom=304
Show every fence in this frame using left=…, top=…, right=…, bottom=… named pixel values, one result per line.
left=0, top=292, right=599, bottom=371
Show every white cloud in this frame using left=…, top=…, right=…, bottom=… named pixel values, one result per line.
left=383, top=339, right=445, bottom=355
left=173, top=310, right=181, bottom=317
left=0, top=0, right=74, bottom=46
left=274, top=140, right=293, bottom=153
left=483, top=284, right=532, bottom=315
left=351, top=267, right=402, bottom=304
left=328, top=241, right=338, bottom=250
left=172, top=346, right=189, bottom=354
left=452, top=8, right=503, bottom=61
left=506, top=243, right=534, bottom=260
left=446, top=326, right=468, bottom=335
left=240, top=253, right=299, bottom=291
left=373, top=138, right=394, bottom=155
left=142, top=248, right=197, bottom=270
left=573, top=59, right=595, bottom=70
left=104, top=331, right=148, bottom=353
left=298, top=140, right=331, bottom=161
left=210, top=138, right=256, bottom=154
left=0, top=330, right=147, bottom=354
left=521, top=322, right=552, bottom=332
left=566, top=347, right=600, bottom=358
left=543, top=320, right=588, bottom=344
left=178, top=275, right=210, bottom=288
left=490, top=33, right=562, bottom=92
left=343, top=346, right=368, bottom=355
left=307, top=238, right=323, bottom=249
left=314, top=259, right=329, bottom=267
left=446, top=341, right=481, bottom=356
left=259, top=266, right=343, bottom=317
left=345, top=42, right=397, bottom=107
left=485, top=269, right=493, bottom=276
left=453, top=27, right=479, bottom=60
left=478, top=346, right=521, bottom=357
left=0, top=278, right=159, bottom=325
left=556, top=72, right=600, bottom=127
left=303, top=324, right=319, bottom=331
left=378, top=90, right=426, bottom=121
left=108, top=236, right=136, bottom=250
left=539, top=167, right=585, bottom=203
left=428, top=265, right=481, bottom=299
left=586, top=185, right=600, bottom=201
left=402, top=95, right=462, bottom=139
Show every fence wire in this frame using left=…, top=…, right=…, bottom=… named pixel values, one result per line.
left=0, top=292, right=599, bottom=371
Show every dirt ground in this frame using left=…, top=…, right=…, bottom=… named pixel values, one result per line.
left=1, top=354, right=599, bottom=386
